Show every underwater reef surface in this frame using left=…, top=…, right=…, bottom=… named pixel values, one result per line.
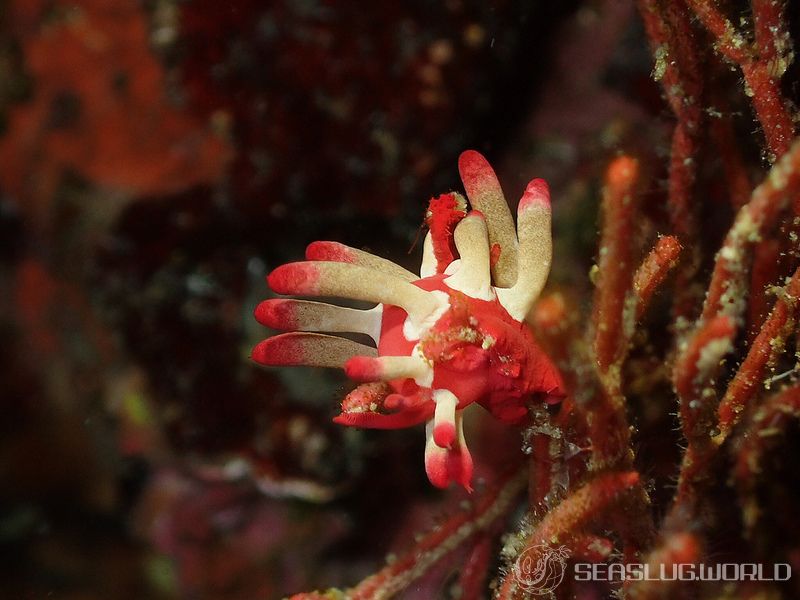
left=1, top=0, right=800, bottom=598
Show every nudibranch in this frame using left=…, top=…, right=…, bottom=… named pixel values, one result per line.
left=252, top=150, right=564, bottom=491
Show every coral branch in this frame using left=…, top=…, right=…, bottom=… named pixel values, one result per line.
left=751, top=0, right=790, bottom=68
left=456, top=534, right=493, bottom=600
left=716, top=266, right=800, bottom=443
left=686, top=0, right=795, bottom=159
left=701, top=138, right=800, bottom=327
left=605, top=490, right=658, bottom=564
left=741, top=61, right=796, bottom=161
left=586, top=156, right=650, bottom=468
left=584, top=387, right=633, bottom=470
left=593, top=156, right=640, bottom=375
left=637, top=0, right=704, bottom=318
left=674, top=315, right=736, bottom=443
left=672, top=315, right=735, bottom=496
left=633, top=235, right=682, bottom=321
left=527, top=424, right=557, bottom=508
left=285, top=471, right=525, bottom=599
left=496, top=471, right=640, bottom=599
left=345, top=469, right=526, bottom=600
left=637, top=0, right=703, bottom=243
left=683, top=0, right=745, bottom=60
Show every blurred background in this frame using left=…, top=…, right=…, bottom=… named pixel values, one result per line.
left=0, top=1, right=681, bottom=597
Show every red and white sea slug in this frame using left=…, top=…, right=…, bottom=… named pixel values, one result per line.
left=252, top=150, right=565, bottom=491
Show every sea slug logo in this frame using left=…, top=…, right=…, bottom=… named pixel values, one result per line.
left=513, top=544, right=571, bottom=594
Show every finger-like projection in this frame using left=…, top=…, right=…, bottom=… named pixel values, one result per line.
left=252, top=150, right=565, bottom=490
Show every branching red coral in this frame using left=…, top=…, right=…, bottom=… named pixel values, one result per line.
left=495, top=471, right=640, bottom=600
left=633, top=235, right=682, bottom=321
left=672, top=315, right=735, bottom=497
left=701, top=139, right=800, bottom=328
left=288, top=468, right=526, bottom=600
left=685, top=0, right=795, bottom=161
left=717, top=266, right=800, bottom=442
left=674, top=314, right=735, bottom=444
left=593, top=155, right=641, bottom=376
left=636, top=0, right=703, bottom=242
left=586, top=159, right=681, bottom=474
left=636, top=0, right=704, bottom=319
left=456, top=533, right=494, bottom=599
left=586, top=156, right=642, bottom=468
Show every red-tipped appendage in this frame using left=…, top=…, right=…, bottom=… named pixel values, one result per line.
left=254, top=298, right=297, bottom=329
left=344, top=356, right=384, bottom=382
left=458, top=150, right=491, bottom=188
left=305, top=240, right=354, bottom=263
left=457, top=150, right=519, bottom=288
left=433, top=422, right=456, bottom=448
left=425, top=440, right=473, bottom=491
left=496, top=471, right=640, bottom=598
left=268, top=262, right=320, bottom=295
left=519, top=178, right=550, bottom=210
left=251, top=334, right=306, bottom=366
left=252, top=332, right=376, bottom=369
